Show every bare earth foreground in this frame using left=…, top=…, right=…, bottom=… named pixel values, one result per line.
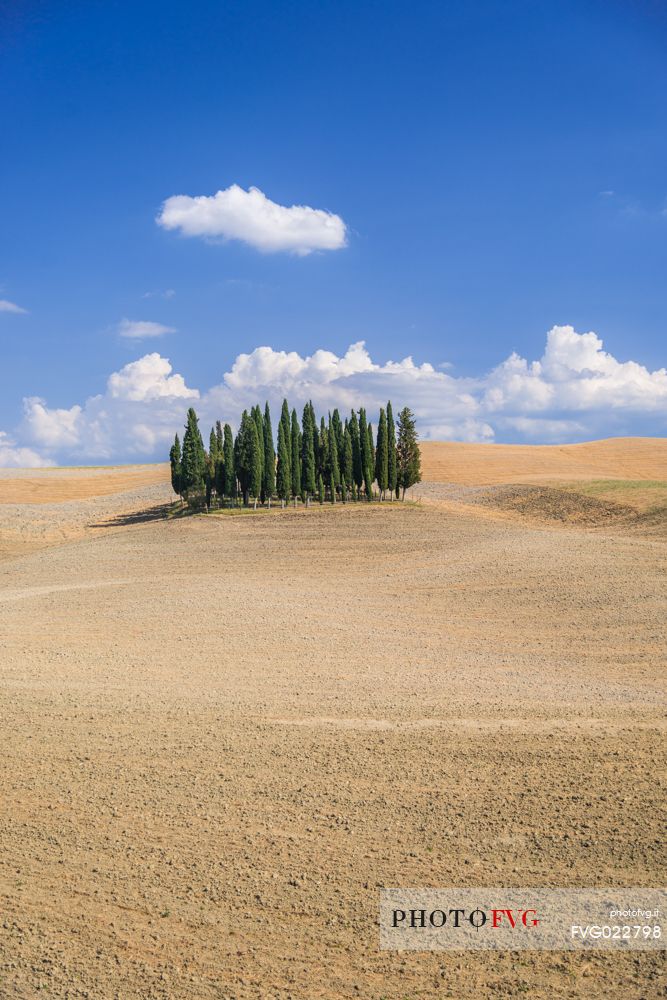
left=0, top=440, right=665, bottom=999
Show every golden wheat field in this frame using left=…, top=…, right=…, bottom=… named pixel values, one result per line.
left=0, top=439, right=665, bottom=998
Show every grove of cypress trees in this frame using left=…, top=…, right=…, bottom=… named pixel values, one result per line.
left=276, top=420, right=290, bottom=506
left=387, top=400, right=397, bottom=500
left=223, top=423, right=236, bottom=503
left=181, top=407, right=206, bottom=502
left=290, top=408, right=301, bottom=501
left=169, top=434, right=182, bottom=499
left=263, top=401, right=276, bottom=505
left=396, top=406, right=422, bottom=499
left=375, top=407, right=389, bottom=500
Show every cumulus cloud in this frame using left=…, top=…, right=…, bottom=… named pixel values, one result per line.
left=117, top=318, right=176, bottom=339
left=0, top=299, right=27, bottom=314
left=157, top=184, right=347, bottom=255
left=2, top=326, right=665, bottom=466
left=0, top=431, right=53, bottom=468
left=19, top=355, right=198, bottom=463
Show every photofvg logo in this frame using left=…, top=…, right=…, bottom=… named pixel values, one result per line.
left=380, top=889, right=666, bottom=951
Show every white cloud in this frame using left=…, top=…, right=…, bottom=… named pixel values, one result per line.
left=0, top=299, right=27, bottom=314
left=0, top=431, right=53, bottom=468
left=2, top=326, right=665, bottom=466
left=157, top=184, right=347, bottom=255
left=117, top=318, right=176, bottom=339
left=107, top=353, right=199, bottom=402
left=19, top=355, right=198, bottom=462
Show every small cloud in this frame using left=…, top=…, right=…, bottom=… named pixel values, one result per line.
left=157, top=183, right=348, bottom=255
left=142, top=288, right=176, bottom=300
left=599, top=190, right=615, bottom=197
left=117, top=318, right=176, bottom=339
left=0, top=299, right=27, bottom=314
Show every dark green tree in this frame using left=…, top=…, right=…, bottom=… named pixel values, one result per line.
left=358, top=408, right=373, bottom=499
left=169, top=433, right=182, bottom=499
left=235, top=411, right=261, bottom=506
left=223, top=423, right=236, bottom=502
left=342, top=426, right=353, bottom=500
left=251, top=405, right=265, bottom=498
left=318, top=473, right=325, bottom=504
left=349, top=410, right=363, bottom=492
left=276, top=420, right=290, bottom=505
left=328, top=414, right=340, bottom=498
left=236, top=412, right=262, bottom=507
left=280, top=399, right=291, bottom=486
left=181, top=407, right=206, bottom=503
left=262, top=402, right=276, bottom=504
left=396, top=406, right=422, bottom=499
left=215, top=420, right=223, bottom=456
left=318, top=415, right=327, bottom=480
left=301, top=403, right=316, bottom=499
left=375, top=407, right=389, bottom=500
left=332, top=408, right=344, bottom=463
left=387, top=400, right=397, bottom=499
left=290, top=408, right=301, bottom=500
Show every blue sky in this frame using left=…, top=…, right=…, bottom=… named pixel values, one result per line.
left=1, top=0, right=666, bottom=464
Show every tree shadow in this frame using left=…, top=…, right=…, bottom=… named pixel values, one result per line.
left=89, top=502, right=190, bottom=529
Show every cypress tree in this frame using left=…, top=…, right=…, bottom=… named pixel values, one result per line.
left=223, top=423, right=235, bottom=502
left=332, top=408, right=344, bottom=462
left=209, top=426, right=218, bottom=462
left=349, top=410, right=363, bottom=491
left=276, top=420, right=290, bottom=505
left=328, top=415, right=340, bottom=495
left=248, top=418, right=262, bottom=507
left=396, top=406, right=422, bottom=499
left=234, top=411, right=251, bottom=505
left=342, top=426, right=353, bottom=500
left=236, top=411, right=262, bottom=507
left=290, top=408, right=301, bottom=500
left=318, top=473, right=324, bottom=504
left=169, top=434, right=182, bottom=499
left=329, top=468, right=336, bottom=503
left=310, top=402, right=319, bottom=472
left=301, top=403, right=316, bottom=498
left=262, top=401, right=276, bottom=504
left=280, top=399, right=291, bottom=485
left=181, top=407, right=206, bottom=502
left=359, top=408, right=373, bottom=500
left=318, top=416, right=327, bottom=480
left=251, top=405, right=264, bottom=497
left=204, top=451, right=215, bottom=509
left=215, top=420, right=223, bottom=456
left=387, top=400, right=397, bottom=500
left=375, top=408, right=389, bottom=500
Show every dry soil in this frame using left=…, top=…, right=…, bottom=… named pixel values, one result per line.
left=0, top=440, right=665, bottom=999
